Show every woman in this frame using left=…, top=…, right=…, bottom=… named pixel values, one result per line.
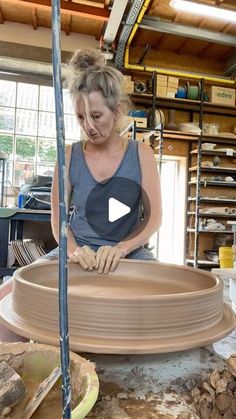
left=45, top=49, right=162, bottom=273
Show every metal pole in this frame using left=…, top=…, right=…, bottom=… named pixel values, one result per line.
left=51, top=1, right=71, bottom=418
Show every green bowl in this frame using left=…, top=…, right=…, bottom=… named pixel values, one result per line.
left=0, top=342, right=99, bottom=418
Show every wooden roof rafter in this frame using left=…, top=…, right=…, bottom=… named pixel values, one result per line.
left=198, top=42, right=211, bottom=57
left=4, top=0, right=110, bottom=21
left=0, top=4, right=5, bottom=23
left=65, top=14, right=72, bottom=36
left=31, top=7, right=37, bottom=30
left=95, top=20, right=105, bottom=40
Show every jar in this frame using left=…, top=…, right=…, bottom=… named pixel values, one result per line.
left=219, top=247, right=233, bottom=269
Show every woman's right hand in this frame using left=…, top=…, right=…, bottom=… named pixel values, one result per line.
left=69, top=246, right=96, bottom=270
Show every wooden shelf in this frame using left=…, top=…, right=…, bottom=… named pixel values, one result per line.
left=186, top=259, right=220, bottom=267
left=156, top=97, right=201, bottom=111
left=188, top=212, right=236, bottom=218
left=188, top=197, right=236, bottom=204
left=131, top=94, right=236, bottom=116
left=187, top=228, right=233, bottom=234
left=191, top=149, right=236, bottom=157
left=203, top=102, right=236, bottom=117
left=130, top=93, right=152, bottom=105
left=189, top=166, right=236, bottom=173
left=201, top=135, right=236, bottom=145
left=163, top=130, right=199, bottom=140
left=189, top=180, right=236, bottom=187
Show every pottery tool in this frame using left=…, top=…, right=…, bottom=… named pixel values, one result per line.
left=21, top=366, right=61, bottom=419
left=52, top=0, right=71, bottom=418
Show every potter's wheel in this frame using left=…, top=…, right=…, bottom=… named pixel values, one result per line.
left=0, top=260, right=235, bottom=354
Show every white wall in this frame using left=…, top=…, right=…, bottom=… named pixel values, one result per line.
left=0, top=22, right=98, bottom=52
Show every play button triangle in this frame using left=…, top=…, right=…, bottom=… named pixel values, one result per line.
left=108, top=197, right=131, bottom=223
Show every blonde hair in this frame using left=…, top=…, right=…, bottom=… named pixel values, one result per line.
left=64, top=49, right=129, bottom=127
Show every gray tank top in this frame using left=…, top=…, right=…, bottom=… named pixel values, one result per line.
left=69, top=139, right=141, bottom=248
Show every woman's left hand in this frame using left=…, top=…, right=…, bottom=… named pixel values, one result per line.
left=95, top=245, right=126, bottom=274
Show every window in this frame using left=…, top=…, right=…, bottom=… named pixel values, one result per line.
left=150, top=156, right=187, bottom=264
left=0, top=80, right=80, bottom=190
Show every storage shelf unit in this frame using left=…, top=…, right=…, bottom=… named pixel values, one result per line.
left=131, top=76, right=236, bottom=268
left=186, top=130, right=236, bottom=267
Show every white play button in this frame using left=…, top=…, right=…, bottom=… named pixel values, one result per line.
left=108, top=197, right=131, bottom=223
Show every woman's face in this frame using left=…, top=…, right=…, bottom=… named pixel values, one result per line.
left=76, top=91, right=118, bottom=145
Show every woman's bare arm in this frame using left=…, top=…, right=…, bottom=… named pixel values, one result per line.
left=118, top=142, right=162, bottom=255
left=51, top=145, right=78, bottom=258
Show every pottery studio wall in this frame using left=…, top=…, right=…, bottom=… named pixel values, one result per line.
left=129, top=46, right=234, bottom=158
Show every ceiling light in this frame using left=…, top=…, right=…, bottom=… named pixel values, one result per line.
left=170, top=0, right=236, bottom=23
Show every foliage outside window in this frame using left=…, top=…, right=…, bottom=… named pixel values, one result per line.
left=0, top=80, right=80, bottom=196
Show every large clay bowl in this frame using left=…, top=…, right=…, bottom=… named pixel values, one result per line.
left=0, top=260, right=235, bottom=354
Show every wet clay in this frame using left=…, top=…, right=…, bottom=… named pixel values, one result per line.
left=7, top=379, right=69, bottom=419
left=0, top=260, right=235, bottom=354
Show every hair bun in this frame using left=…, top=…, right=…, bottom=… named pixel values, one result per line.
left=69, top=49, right=106, bottom=73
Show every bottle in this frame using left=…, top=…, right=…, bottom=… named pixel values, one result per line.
left=18, top=193, right=24, bottom=209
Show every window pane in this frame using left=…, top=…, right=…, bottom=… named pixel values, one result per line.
left=5, top=161, right=15, bottom=207
left=0, top=80, right=16, bottom=107
left=39, top=86, right=55, bottom=111
left=14, top=162, right=35, bottom=187
left=17, top=83, right=39, bottom=110
left=65, top=114, right=80, bottom=140
left=37, top=164, right=54, bottom=176
left=38, top=138, right=56, bottom=162
left=16, top=109, right=38, bottom=135
left=0, top=134, right=14, bottom=158
left=0, top=107, right=15, bottom=133
left=38, top=112, right=56, bottom=138
left=63, top=89, right=74, bottom=114
left=16, top=136, right=36, bottom=161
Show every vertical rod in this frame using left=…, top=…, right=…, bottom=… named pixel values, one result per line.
left=185, top=140, right=191, bottom=264
left=51, top=1, right=71, bottom=418
left=194, top=79, right=204, bottom=269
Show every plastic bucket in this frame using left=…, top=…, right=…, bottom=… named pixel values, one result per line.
left=0, top=342, right=99, bottom=419
left=219, top=247, right=233, bottom=269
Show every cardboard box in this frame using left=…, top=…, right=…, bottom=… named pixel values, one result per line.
left=168, top=76, right=179, bottom=88
left=209, top=86, right=235, bottom=106
left=156, top=74, right=168, bottom=86
left=123, top=116, right=147, bottom=128
left=126, top=132, right=144, bottom=141
left=167, top=87, right=177, bottom=98
left=124, top=81, right=134, bottom=94
left=156, top=85, right=167, bottom=97
left=133, top=117, right=147, bottom=128
left=123, top=75, right=132, bottom=83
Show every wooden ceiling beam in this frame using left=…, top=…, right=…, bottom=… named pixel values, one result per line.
left=31, top=7, right=38, bottom=30
left=0, top=5, right=5, bottom=23
left=5, top=0, right=110, bottom=21
left=176, top=38, right=188, bottom=54
left=153, top=33, right=166, bottom=50
left=222, top=22, right=233, bottom=33
left=198, top=42, right=210, bottom=57
left=65, top=14, right=72, bottom=36
left=95, top=21, right=105, bottom=40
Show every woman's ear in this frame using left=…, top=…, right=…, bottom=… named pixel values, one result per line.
left=114, top=103, right=122, bottom=117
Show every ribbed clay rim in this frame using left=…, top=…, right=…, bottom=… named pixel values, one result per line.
left=12, top=260, right=221, bottom=301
